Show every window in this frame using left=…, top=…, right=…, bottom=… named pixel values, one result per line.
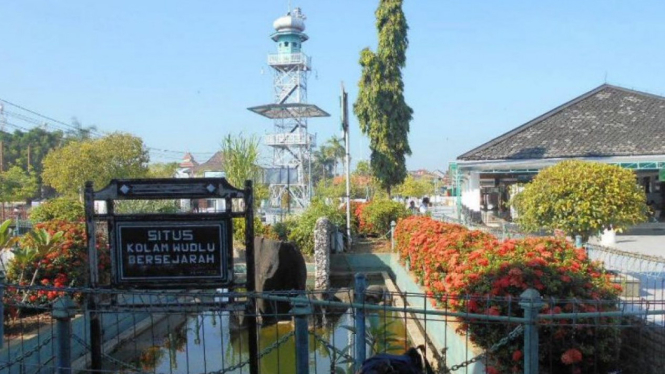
left=284, top=41, right=289, bottom=47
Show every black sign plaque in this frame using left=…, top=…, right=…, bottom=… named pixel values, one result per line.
left=115, top=221, right=230, bottom=285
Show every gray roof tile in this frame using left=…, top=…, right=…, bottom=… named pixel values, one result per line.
left=458, top=84, right=665, bottom=161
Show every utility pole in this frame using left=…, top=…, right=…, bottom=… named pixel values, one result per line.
left=341, top=83, right=352, bottom=248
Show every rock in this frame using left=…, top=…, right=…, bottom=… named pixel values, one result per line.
left=254, top=237, right=307, bottom=324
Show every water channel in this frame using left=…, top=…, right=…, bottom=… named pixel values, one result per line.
left=107, top=282, right=409, bottom=374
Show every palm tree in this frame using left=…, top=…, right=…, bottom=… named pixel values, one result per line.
left=325, top=136, right=345, bottom=176
left=313, top=145, right=334, bottom=185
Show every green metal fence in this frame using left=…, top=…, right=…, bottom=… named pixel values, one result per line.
left=2, top=280, right=665, bottom=374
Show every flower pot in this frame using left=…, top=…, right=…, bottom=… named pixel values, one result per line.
left=600, top=228, right=616, bottom=247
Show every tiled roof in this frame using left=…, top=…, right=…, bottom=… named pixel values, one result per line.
left=179, top=152, right=198, bottom=168
left=458, top=84, right=665, bottom=161
left=193, top=151, right=224, bottom=174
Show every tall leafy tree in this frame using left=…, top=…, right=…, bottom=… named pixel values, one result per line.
left=42, top=132, right=149, bottom=195
left=354, top=0, right=413, bottom=196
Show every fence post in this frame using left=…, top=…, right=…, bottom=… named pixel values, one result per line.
left=291, top=298, right=311, bottom=374
left=0, top=270, right=4, bottom=349
left=354, top=273, right=367, bottom=372
left=390, top=221, right=396, bottom=253
left=575, top=235, right=583, bottom=249
left=520, top=288, right=543, bottom=374
left=53, top=295, right=77, bottom=374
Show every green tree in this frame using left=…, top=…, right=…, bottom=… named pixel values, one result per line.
left=510, top=160, right=648, bottom=241
left=0, top=128, right=65, bottom=199
left=393, top=175, right=432, bottom=198
left=354, top=0, right=412, bottom=196
left=42, top=132, right=149, bottom=195
left=66, top=117, right=98, bottom=141
left=0, top=166, right=39, bottom=204
left=147, top=162, right=179, bottom=178
left=43, top=133, right=149, bottom=196
left=312, top=144, right=335, bottom=186
left=325, top=136, right=345, bottom=176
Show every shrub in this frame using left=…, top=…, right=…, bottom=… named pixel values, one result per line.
left=511, top=160, right=647, bottom=240
left=265, top=221, right=290, bottom=241
left=29, top=198, right=84, bottom=223
left=5, top=220, right=111, bottom=305
left=395, top=216, right=622, bottom=373
left=353, top=201, right=370, bottom=235
left=358, top=199, right=407, bottom=237
left=287, top=200, right=345, bottom=256
left=232, top=217, right=266, bottom=244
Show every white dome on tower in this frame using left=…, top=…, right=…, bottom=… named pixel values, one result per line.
left=273, top=8, right=306, bottom=32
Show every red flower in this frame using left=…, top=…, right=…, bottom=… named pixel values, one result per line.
left=486, top=367, right=499, bottom=374
left=512, top=350, right=523, bottom=361
left=561, top=348, right=583, bottom=365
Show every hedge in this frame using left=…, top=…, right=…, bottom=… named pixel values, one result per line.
left=395, top=216, right=622, bottom=373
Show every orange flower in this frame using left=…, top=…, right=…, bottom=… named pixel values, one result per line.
left=561, top=348, right=583, bottom=365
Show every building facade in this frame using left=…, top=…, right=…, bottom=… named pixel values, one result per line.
left=451, top=84, right=665, bottom=223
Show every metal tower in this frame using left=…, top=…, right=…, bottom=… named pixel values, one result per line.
left=248, top=7, right=329, bottom=211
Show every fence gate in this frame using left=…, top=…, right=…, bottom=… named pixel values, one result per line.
left=84, top=178, right=257, bottom=374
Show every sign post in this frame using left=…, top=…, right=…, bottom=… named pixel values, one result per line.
left=85, top=178, right=256, bottom=373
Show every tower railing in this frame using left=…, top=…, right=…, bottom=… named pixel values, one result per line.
left=268, top=52, right=311, bottom=68
left=265, top=132, right=316, bottom=147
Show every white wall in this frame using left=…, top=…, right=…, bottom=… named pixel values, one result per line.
left=461, top=172, right=481, bottom=211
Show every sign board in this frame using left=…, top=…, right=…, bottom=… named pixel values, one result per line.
left=114, top=220, right=231, bottom=286
left=659, top=167, right=665, bottom=181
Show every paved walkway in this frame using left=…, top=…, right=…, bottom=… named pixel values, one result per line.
left=589, top=222, right=665, bottom=259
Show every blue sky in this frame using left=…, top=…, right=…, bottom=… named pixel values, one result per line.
left=1, top=1, right=664, bottom=171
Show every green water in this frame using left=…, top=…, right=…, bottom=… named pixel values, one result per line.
left=109, top=309, right=408, bottom=374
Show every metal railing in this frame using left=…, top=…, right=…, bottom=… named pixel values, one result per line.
left=429, top=207, right=665, bottom=330
left=264, top=132, right=316, bottom=147
left=2, top=280, right=665, bottom=374
left=267, top=53, right=311, bottom=68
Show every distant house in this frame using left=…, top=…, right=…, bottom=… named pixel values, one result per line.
left=193, top=151, right=225, bottom=177
left=176, top=152, right=199, bottom=178
left=452, top=84, right=665, bottom=223
left=177, top=152, right=226, bottom=212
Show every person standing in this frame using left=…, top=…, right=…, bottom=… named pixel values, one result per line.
left=419, top=197, right=429, bottom=214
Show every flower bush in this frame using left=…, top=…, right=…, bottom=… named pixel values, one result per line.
left=5, top=220, right=111, bottom=305
left=395, top=216, right=622, bottom=373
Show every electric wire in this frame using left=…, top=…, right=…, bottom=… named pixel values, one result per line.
left=0, top=97, right=218, bottom=162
